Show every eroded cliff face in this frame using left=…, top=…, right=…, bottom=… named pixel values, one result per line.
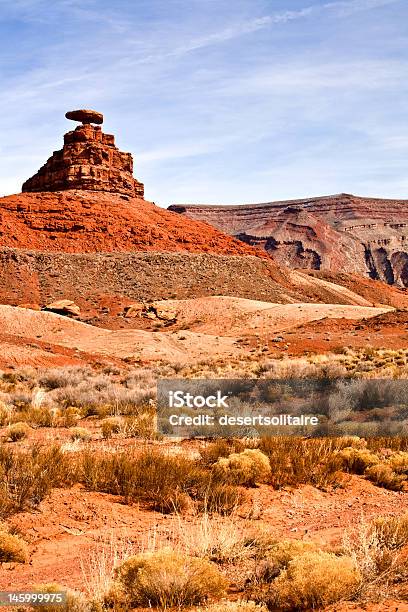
left=169, top=194, right=408, bottom=287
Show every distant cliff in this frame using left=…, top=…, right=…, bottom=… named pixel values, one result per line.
left=169, top=193, right=408, bottom=287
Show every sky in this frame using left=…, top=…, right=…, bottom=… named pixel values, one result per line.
left=0, top=0, right=407, bottom=205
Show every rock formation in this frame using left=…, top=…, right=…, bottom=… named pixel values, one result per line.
left=22, top=109, right=144, bottom=197
left=169, top=194, right=408, bottom=287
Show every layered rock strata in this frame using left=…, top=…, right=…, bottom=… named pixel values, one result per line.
left=169, top=194, right=408, bottom=286
left=22, top=109, right=144, bottom=197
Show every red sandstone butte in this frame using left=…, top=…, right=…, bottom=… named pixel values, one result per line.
left=0, top=110, right=273, bottom=259
left=22, top=109, right=144, bottom=198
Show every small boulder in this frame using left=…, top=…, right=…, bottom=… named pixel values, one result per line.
left=152, top=302, right=178, bottom=322
left=124, top=303, right=144, bottom=318
left=43, top=300, right=80, bottom=317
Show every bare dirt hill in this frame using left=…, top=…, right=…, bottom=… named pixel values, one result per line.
left=0, top=190, right=265, bottom=256
left=0, top=300, right=392, bottom=368
left=143, top=296, right=392, bottom=337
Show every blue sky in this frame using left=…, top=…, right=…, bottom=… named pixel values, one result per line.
left=0, top=0, right=407, bottom=205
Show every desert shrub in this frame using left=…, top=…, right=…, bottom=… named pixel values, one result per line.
left=334, top=447, right=379, bottom=475
left=258, top=437, right=348, bottom=489
left=80, top=449, right=212, bottom=513
left=213, top=449, right=271, bottom=486
left=343, top=515, right=408, bottom=584
left=74, top=448, right=245, bottom=515
left=38, top=366, right=92, bottom=390
left=366, top=437, right=408, bottom=453
left=365, top=463, right=405, bottom=491
left=371, top=513, right=408, bottom=550
left=255, top=540, right=319, bottom=582
left=199, top=602, right=268, bottom=611
left=7, top=422, right=30, bottom=442
left=115, top=549, right=227, bottom=608
left=200, top=483, right=247, bottom=515
left=31, top=583, right=91, bottom=612
left=388, top=452, right=408, bottom=474
left=0, top=401, right=10, bottom=426
left=59, top=407, right=82, bottom=427
left=123, top=412, right=156, bottom=439
left=0, top=444, right=68, bottom=516
left=53, top=375, right=154, bottom=417
left=25, top=406, right=56, bottom=427
left=9, top=392, right=33, bottom=410
left=200, top=439, right=246, bottom=466
left=265, top=552, right=360, bottom=610
left=70, top=427, right=91, bottom=442
left=101, top=417, right=122, bottom=439
left=0, top=528, right=28, bottom=563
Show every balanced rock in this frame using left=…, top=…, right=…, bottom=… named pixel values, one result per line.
left=22, top=110, right=144, bottom=198
left=65, top=109, right=104, bottom=125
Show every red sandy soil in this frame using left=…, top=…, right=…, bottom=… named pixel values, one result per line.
left=2, top=468, right=408, bottom=608
left=0, top=190, right=268, bottom=257
left=269, top=309, right=408, bottom=356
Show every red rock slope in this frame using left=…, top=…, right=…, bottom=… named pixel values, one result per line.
left=0, top=189, right=268, bottom=256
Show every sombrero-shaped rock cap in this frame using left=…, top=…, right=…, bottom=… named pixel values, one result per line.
left=65, top=109, right=104, bottom=125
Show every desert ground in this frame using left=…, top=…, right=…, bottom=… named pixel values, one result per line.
left=1, top=293, right=408, bottom=612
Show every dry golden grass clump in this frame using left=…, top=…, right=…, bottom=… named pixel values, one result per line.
left=343, top=512, right=408, bottom=590
left=388, top=451, right=408, bottom=474
left=69, top=427, right=91, bottom=442
left=201, top=483, right=246, bottom=515
left=257, top=437, right=352, bottom=489
left=265, top=551, right=360, bottom=610
left=371, top=512, right=408, bottom=550
left=200, top=439, right=246, bottom=466
left=334, top=447, right=379, bottom=475
left=0, top=444, right=67, bottom=517
left=123, top=412, right=157, bottom=439
left=114, top=548, right=227, bottom=608
left=365, top=463, right=406, bottom=491
left=213, top=449, right=271, bottom=486
left=80, top=447, right=243, bottom=515
left=0, top=526, right=28, bottom=563
left=256, top=540, right=320, bottom=581
left=7, top=421, right=31, bottom=442
left=0, top=401, right=10, bottom=426
left=101, top=417, right=122, bottom=439
left=59, top=406, right=82, bottom=428
left=30, top=583, right=90, bottom=612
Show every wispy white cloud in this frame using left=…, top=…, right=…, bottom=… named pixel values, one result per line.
left=0, top=0, right=406, bottom=202
left=127, top=0, right=402, bottom=65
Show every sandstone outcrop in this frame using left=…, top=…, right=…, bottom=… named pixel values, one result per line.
left=169, top=194, right=408, bottom=287
left=22, top=110, right=144, bottom=197
left=43, top=300, right=80, bottom=317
